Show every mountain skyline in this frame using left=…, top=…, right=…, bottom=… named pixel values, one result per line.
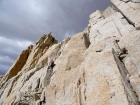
left=0, top=0, right=111, bottom=74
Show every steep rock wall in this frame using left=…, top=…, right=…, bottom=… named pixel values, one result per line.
left=0, top=0, right=140, bottom=105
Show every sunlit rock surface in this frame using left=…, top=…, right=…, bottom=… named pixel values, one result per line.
left=1, top=0, right=140, bottom=105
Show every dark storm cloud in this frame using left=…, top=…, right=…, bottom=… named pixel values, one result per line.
left=0, top=36, right=32, bottom=74
left=0, top=64, right=9, bottom=75
left=0, top=0, right=111, bottom=74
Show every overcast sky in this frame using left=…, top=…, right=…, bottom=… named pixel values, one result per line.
left=0, top=0, right=111, bottom=75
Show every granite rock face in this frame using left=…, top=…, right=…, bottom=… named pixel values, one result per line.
left=111, top=0, right=140, bottom=29
left=0, top=76, right=3, bottom=81
left=1, top=0, right=140, bottom=105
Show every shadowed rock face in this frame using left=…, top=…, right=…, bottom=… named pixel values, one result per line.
left=0, top=75, right=3, bottom=81
left=1, top=0, right=140, bottom=105
left=3, top=48, right=30, bottom=82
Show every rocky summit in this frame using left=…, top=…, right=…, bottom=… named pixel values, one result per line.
left=0, top=0, right=140, bottom=105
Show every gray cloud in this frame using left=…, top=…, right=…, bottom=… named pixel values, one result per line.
left=0, top=0, right=111, bottom=74
left=0, top=64, right=9, bottom=75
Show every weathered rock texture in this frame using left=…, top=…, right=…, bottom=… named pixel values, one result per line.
left=1, top=0, right=140, bottom=105
left=0, top=76, right=3, bottom=81
left=111, top=0, right=140, bottom=29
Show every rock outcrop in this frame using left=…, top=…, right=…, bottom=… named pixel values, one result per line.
left=111, top=0, right=140, bottom=29
left=0, top=76, right=3, bottom=81
left=0, top=0, right=140, bottom=105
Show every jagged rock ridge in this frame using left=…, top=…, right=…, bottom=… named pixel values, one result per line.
left=0, top=0, right=140, bottom=105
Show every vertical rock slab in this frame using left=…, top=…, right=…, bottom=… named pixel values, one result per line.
left=111, top=0, right=140, bottom=30
left=0, top=75, right=3, bottom=81
left=112, top=49, right=139, bottom=105
left=0, top=47, right=31, bottom=83
left=89, top=10, right=104, bottom=27
left=89, top=12, right=124, bottom=44
left=85, top=5, right=140, bottom=104
left=43, top=32, right=88, bottom=105
left=118, top=27, right=140, bottom=102
left=129, top=74, right=140, bottom=101
left=84, top=39, right=130, bottom=105
left=21, top=33, right=58, bottom=71
left=119, top=30, right=140, bottom=74
left=102, top=6, right=117, bottom=18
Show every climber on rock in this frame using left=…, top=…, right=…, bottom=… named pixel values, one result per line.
left=49, top=60, right=55, bottom=70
